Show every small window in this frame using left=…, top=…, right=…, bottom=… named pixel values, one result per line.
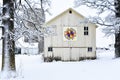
left=69, top=10, right=72, bottom=14
left=48, top=47, right=53, bottom=52
left=84, top=26, right=88, bottom=35
left=84, top=27, right=88, bottom=30
left=84, top=32, right=88, bottom=35
left=88, top=47, right=92, bottom=52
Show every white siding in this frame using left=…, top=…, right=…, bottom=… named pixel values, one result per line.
left=44, top=8, right=97, bottom=61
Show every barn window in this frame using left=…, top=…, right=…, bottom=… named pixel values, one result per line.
left=84, top=26, right=88, bottom=35
left=88, top=47, right=92, bottom=52
left=48, top=47, right=53, bottom=52
left=69, top=10, right=72, bottom=14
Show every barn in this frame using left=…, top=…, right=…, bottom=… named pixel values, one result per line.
left=44, top=8, right=97, bottom=62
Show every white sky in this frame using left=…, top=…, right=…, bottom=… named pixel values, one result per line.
left=46, top=0, right=98, bottom=21
left=0, top=0, right=114, bottom=48
left=46, top=0, right=114, bottom=47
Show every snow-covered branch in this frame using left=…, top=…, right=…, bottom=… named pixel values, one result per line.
left=74, top=0, right=120, bottom=35
left=0, top=0, right=53, bottom=48
left=74, top=0, right=115, bottom=14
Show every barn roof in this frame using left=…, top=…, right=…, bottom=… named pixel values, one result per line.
left=46, top=8, right=98, bottom=28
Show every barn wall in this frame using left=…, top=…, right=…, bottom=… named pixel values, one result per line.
left=44, top=9, right=96, bottom=61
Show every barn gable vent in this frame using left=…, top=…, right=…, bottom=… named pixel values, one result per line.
left=69, top=10, right=72, bottom=14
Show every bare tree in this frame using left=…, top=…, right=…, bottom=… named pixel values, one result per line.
left=2, top=0, right=16, bottom=71
left=14, top=0, right=51, bottom=54
left=0, top=0, right=51, bottom=78
left=74, top=0, right=120, bottom=57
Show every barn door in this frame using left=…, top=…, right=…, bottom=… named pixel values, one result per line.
left=62, top=48, right=70, bottom=61
left=70, top=48, right=79, bottom=61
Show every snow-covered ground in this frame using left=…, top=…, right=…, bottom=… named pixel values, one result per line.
left=0, top=50, right=120, bottom=80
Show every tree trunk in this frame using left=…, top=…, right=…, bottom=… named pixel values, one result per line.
left=114, top=0, right=120, bottom=57
left=38, top=37, right=44, bottom=53
left=115, top=33, right=120, bottom=57
left=38, top=0, right=45, bottom=54
left=1, top=0, right=16, bottom=71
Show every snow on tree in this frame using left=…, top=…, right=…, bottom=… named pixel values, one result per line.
left=0, top=0, right=16, bottom=78
left=16, top=0, right=51, bottom=54
left=74, top=0, right=120, bottom=57
left=0, top=0, right=51, bottom=78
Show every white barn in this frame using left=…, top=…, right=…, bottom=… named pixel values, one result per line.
left=44, top=8, right=97, bottom=62
left=15, top=37, right=38, bottom=55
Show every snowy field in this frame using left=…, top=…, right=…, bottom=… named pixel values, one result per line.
left=0, top=50, right=120, bottom=80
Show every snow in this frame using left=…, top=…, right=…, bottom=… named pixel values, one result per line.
left=0, top=49, right=120, bottom=80
left=0, top=0, right=118, bottom=80
left=96, top=27, right=115, bottom=47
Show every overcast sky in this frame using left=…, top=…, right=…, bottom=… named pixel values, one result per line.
left=0, top=0, right=114, bottom=47
left=46, top=0, right=97, bottom=21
